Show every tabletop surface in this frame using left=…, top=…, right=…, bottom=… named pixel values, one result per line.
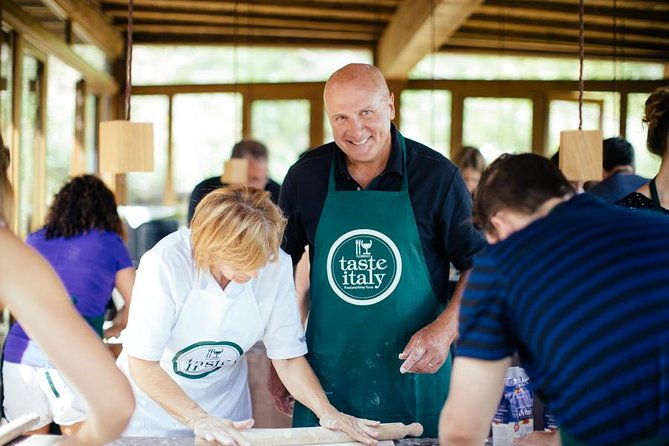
left=8, top=435, right=442, bottom=446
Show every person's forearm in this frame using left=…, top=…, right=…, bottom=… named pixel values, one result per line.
left=272, top=357, right=335, bottom=419
left=0, top=230, right=134, bottom=444
left=438, top=268, right=472, bottom=327
left=128, top=356, right=208, bottom=429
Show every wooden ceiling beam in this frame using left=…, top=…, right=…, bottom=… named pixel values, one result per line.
left=121, top=24, right=377, bottom=42
left=39, top=0, right=123, bottom=58
left=476, top=6, right=668, bottom=30
left=101, top=0, right=394, bottom=22
left=484, top=0, right=669, bottom=23
left=455, top=27, right=669, bottom=52
left=377, top=0, right=485, bottom=79
left=463, top=19, right=669, bottom=46
left=106, top=10, right=383, bottom=34
left=2, top=0, right=117, bottom=93
left=470, top=13, right=667, bottom=38
left=438, top=44, right=662, bottom=62
left=525, top=0, right=669, bottom=13
left=132, top=33, right=373, bottom=49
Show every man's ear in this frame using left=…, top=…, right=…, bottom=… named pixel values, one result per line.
left=488, top=212, right=511, bottom=244
left=388, top=92, right=396, bottom=120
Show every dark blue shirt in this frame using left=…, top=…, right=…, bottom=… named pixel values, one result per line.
left=458, top=194, right=669, bottom=445
left=279, top=124, right=485, bottom=302
left=587, top=172, right=648, bottom=203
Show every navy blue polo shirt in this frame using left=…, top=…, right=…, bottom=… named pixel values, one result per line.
left=279, top=124, right=486, bottom=302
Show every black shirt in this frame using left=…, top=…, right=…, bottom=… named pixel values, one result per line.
left=279, top=124, right=486, bottom=301
left=187, top=176, right=281, bottom=224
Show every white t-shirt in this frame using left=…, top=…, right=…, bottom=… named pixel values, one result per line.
left=117, top=228, right=306, bottom=437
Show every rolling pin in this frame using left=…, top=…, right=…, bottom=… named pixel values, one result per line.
left=238, top=422, right=423, bottom=445
left=0, top=412, right=39, bottom=445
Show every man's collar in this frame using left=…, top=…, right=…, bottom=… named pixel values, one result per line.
left=335, top=123, right=403, bottom=179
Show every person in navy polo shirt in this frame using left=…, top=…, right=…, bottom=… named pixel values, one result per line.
left=440, top=153, right=669, bottom=446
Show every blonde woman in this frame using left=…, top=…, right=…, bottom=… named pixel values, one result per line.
left=0, top=144, right=134, bottom=444
left=117, top=186, right=379, bottom=445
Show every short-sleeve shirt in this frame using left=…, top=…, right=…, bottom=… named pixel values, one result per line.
left=121, top=228, right=306, bottom=363
left=457, top=194, right=669, bottom=445
left=280, top=124, right=486, bottom=301
left=4, top=229, right=133, bottom=366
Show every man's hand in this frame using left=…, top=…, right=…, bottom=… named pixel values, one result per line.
left=398, top=312, right=457, bottom=374
left=268, top=363, right=294, bottom=416
left=192, top=416, right=254, bottom=446
left=319, top=411, right=380, bottom=445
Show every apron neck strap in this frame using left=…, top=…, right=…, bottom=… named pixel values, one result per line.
left=328, top=130, right=409, bottom=191
left=650, top=177, right=661, bottom=210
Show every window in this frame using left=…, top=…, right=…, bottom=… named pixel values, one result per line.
left=400, top=90, right=451, bottom=157
left=251, top=100, right=310, bottom=183
left=463, top=98, right=533, bottom=162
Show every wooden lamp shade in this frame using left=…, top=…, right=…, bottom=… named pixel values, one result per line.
left=221, top=158, right=248, bottom=185
left=99, top=120, right=154, bottom=173
left=559, top=129, right=603, bottom=182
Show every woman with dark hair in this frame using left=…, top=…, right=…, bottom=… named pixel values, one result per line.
left=617, top=86, right=669, bottom=215
left=2, top=174, right=135, bottom=436
left=454, top=146, right=487, bottom=196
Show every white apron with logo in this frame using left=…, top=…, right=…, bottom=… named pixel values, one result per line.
left=120, top=273, right=263, bottom=437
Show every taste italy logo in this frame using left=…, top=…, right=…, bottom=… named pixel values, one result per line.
left=172, top=341, right=243, bottom=379
left=326, top=229, right=402, bottom=306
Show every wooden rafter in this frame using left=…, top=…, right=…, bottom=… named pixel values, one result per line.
left=377, top=0, right=485, bottom=80
left=101, top=0, right=395, bottom=22
left=40, top=0, right=123, bottom=58
left=3, top=0, right=117, bottom=93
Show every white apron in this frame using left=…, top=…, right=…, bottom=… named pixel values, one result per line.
left=121, top=273, right=264, bottom=437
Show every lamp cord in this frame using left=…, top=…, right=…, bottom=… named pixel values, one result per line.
left=578, top=0, right=584, bottom=130
left=125, top=0, right=134, bottom=120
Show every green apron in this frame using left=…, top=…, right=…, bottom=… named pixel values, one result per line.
left=292, top=132, right=451, bottom=437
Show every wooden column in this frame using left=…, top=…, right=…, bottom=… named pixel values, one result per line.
left=618, top=92, right=628, bottom=139
left=309, top=90, right=324, bottom=149
left=165, top=94, right=175, bottom=205
left=71, top=79, right=87, bottom=175
left=450, top=91, right=464, bottom=156
left=531, top=93, right=549, bottom=156
left=33, top=58, right=47, bottom=229
left=10, top=33, right=23, bottom=231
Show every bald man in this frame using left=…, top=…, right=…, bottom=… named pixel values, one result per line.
left=278, top=64, right=485, bottom=436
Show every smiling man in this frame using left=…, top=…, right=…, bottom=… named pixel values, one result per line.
left=277, top=63, right=485, bottom=436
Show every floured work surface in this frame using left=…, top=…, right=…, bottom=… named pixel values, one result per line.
left=8, top=436, right=396, bottom=445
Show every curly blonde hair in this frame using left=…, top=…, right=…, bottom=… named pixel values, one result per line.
left=190, top=186, right=286, bottom=273
left=643, top=86, right=669, bottom=157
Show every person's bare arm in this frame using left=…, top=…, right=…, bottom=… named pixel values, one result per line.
left=439, top=356, right=510, bottom=446
left=128, top=356, right=253, bottom=445
left=104, top=267, right=135, bottom=339
left=272, top=356, right=379, bottom=445
left=399, top=269, right=471, bottom=374
left=0, top=228, right=134, bottom=445
left=267, top=251, right=310, bottom=415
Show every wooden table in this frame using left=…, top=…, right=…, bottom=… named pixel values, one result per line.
left=8, top=436, right=439, bottom=446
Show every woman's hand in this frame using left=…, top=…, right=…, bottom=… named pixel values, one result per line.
left=319, top=411, right=380, bottom=445
left=103, top=307, right=128, bottom=339
left=192, top=416, right=254, bottom=446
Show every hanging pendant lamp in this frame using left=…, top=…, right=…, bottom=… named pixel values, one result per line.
left=559, top=0, right=602, bottom=182
left=99, top=0, right=154, bottom=173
